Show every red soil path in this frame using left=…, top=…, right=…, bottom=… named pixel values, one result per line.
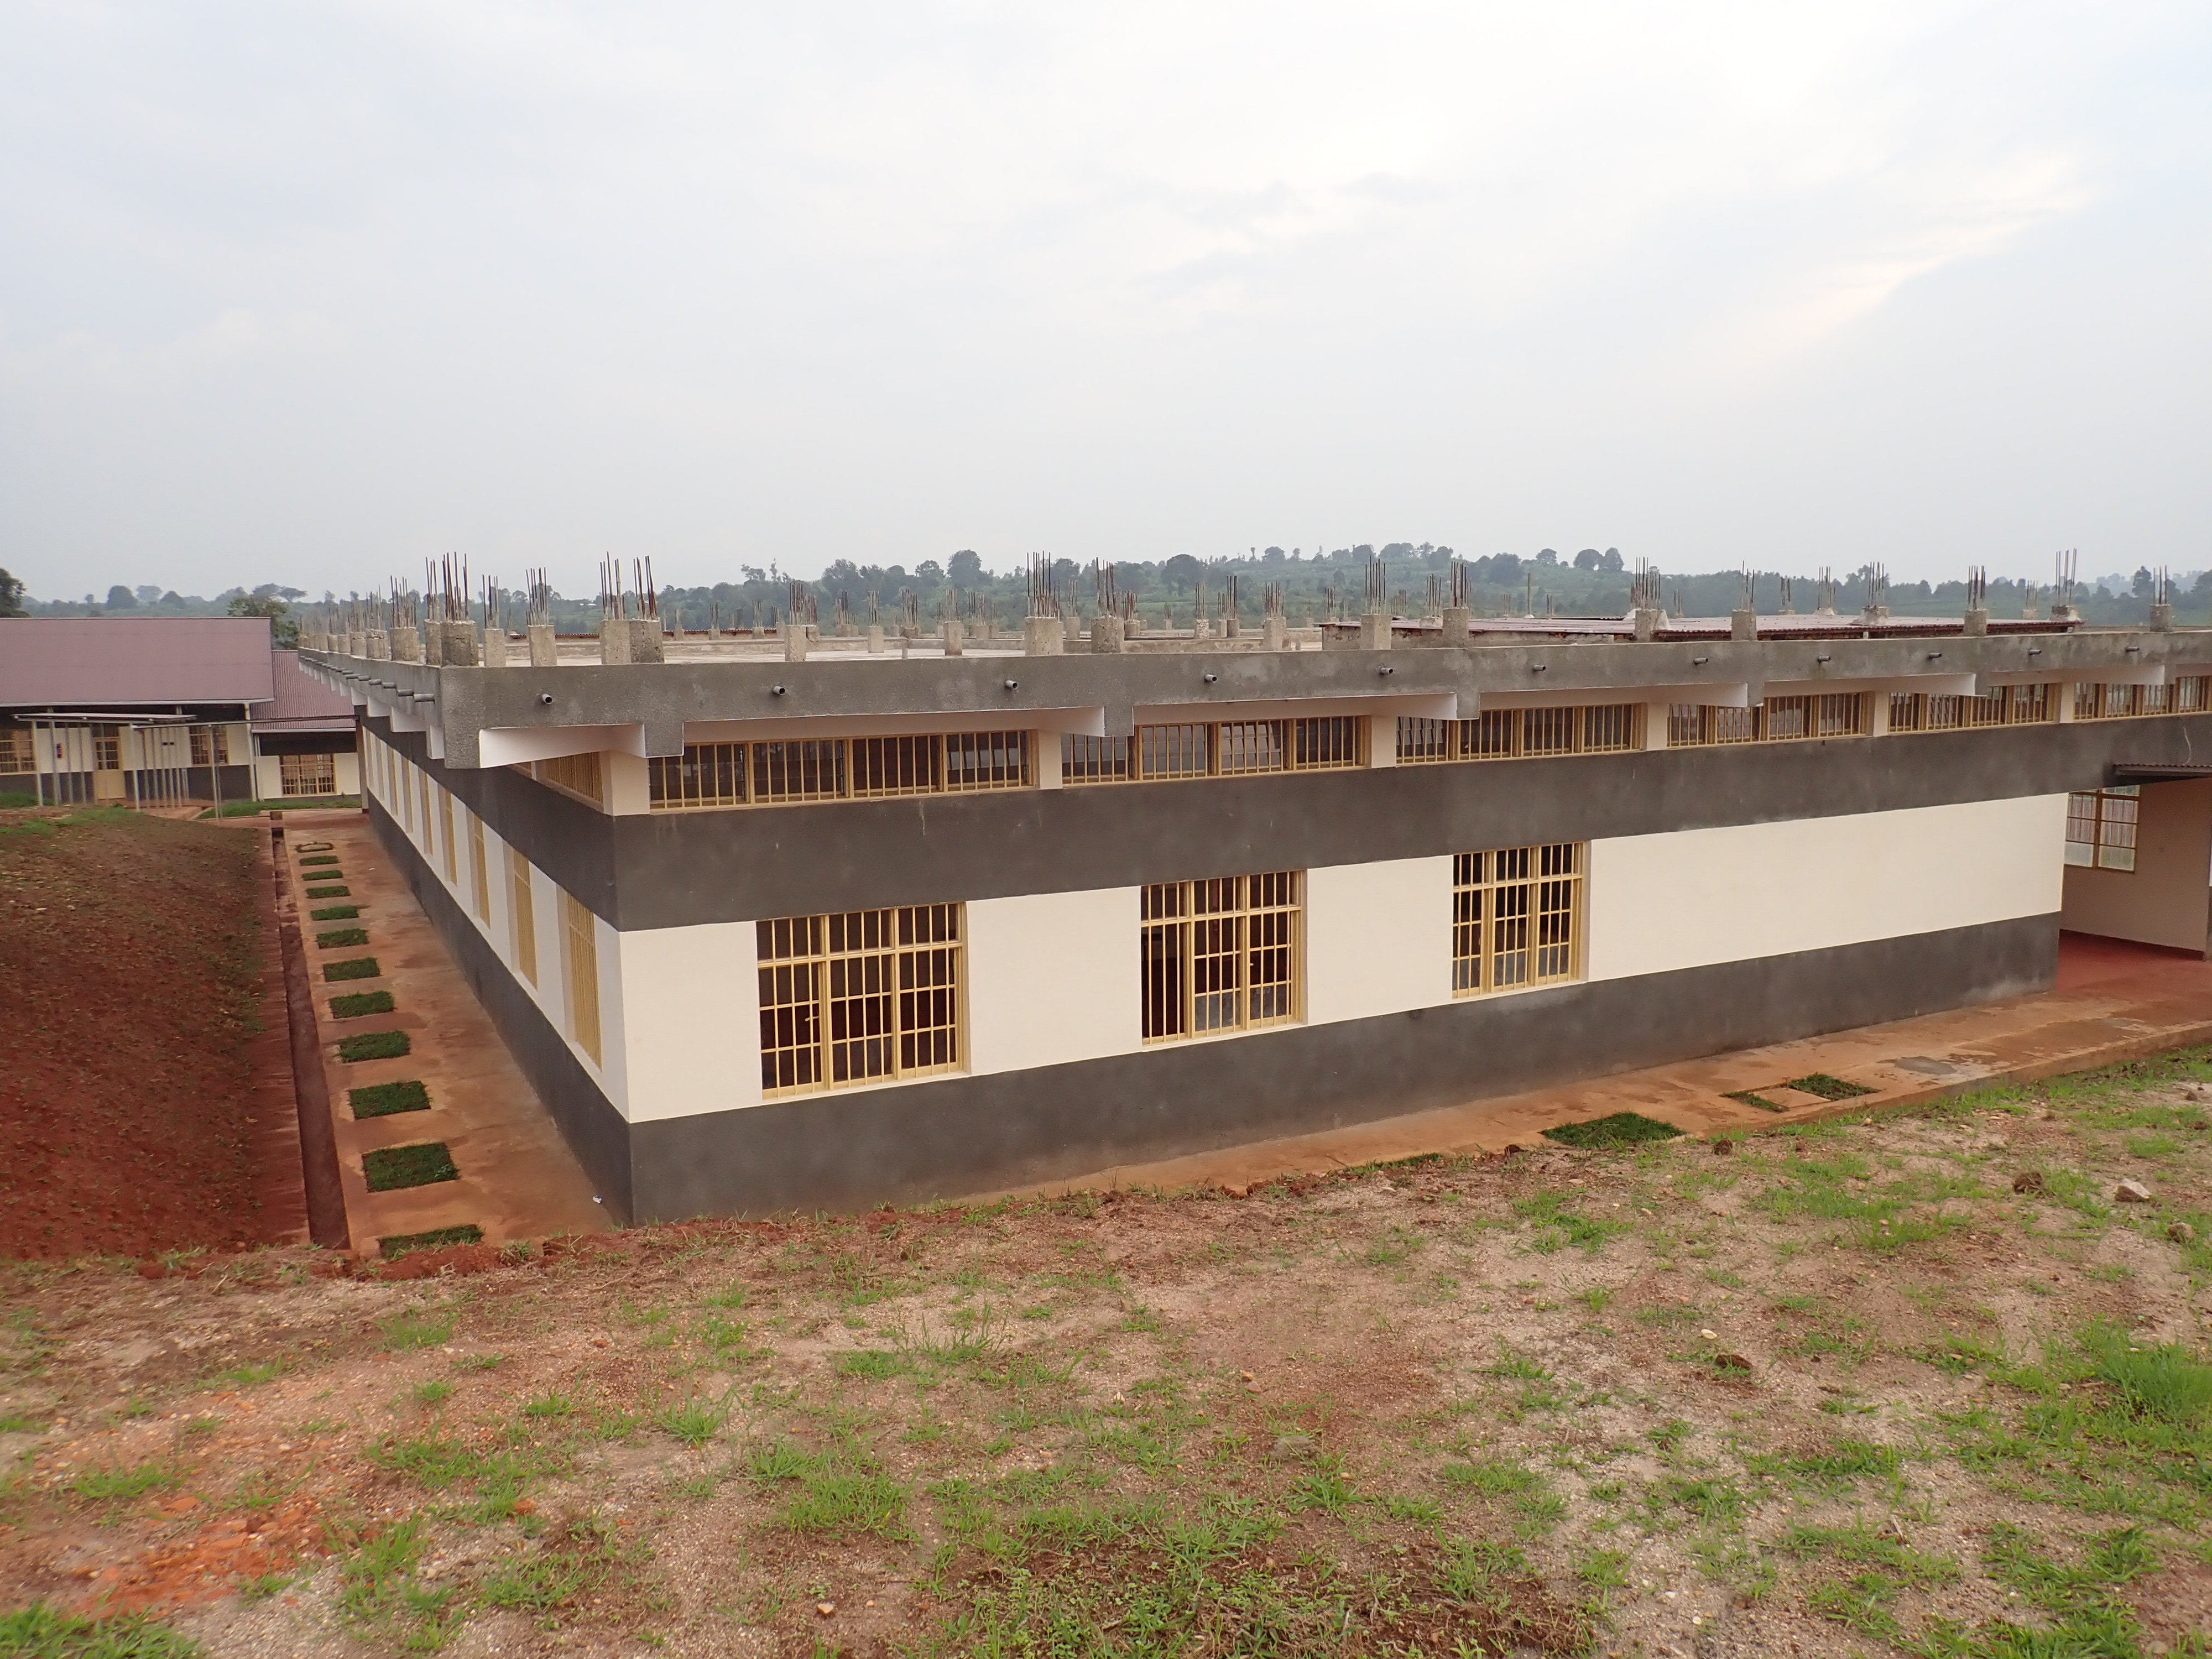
left=0, top=810, right=300, bottom=1258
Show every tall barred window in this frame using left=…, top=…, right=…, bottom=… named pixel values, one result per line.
left=1454, top=844, right=1584, bottom=994
left=1140, top=873, right=1301, bottom=1042
left=757, top=905, right=964, bottom=1095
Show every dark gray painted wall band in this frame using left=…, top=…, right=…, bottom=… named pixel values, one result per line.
left=368, top=711, right=2212, bottom=931
left=628, top=911, right=2057, bottom=1220
left=366, top=795, right=635, bottom=1219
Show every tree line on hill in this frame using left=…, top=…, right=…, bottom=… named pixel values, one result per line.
left=4, top=550, right=2208, bottom=638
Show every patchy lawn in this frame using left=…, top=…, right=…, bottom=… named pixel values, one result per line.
left=1, top=1050, right=2209, bottom=1657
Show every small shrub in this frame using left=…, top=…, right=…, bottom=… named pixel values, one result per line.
left=330, top=991, right=394, bottom=1019
left=305, top=884, right=350, bottom=898
left=347, top=1084, right=429, bottom=1124
left=1543, top=1112, right=1683, bottom=1150
left=324, top=956, right=379, bottom=982
left=310, top=905, right=361, bottom=921
left=656, top=1397, right=731, bottom=1447
left=1786, top=1074, right=1876, bottom=1100
left=337, top=1030, right=411, bottom=1063
left=316, top=927, right=369, bottom=949
left=363, top=1142, right=460, bottom=1192
left=380, top=1224, right=481, bottom=1260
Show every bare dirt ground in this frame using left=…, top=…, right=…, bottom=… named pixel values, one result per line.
left=2, top=1050, right=2210, bottom=1658
left=0, top=810, right=286, bottom=1260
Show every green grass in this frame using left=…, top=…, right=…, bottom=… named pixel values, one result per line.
left=1725, top=1088, right=1787, bottom=1112
left=315, top=927, right=369, bottom=948
left=310, top=904, right=361, bottom=921
left=336, top=1030, right=410, bottom=1062
left=299, top=853, right=340, bottom=866
left=382, top=1307, right=457, bottom=1349
left=1785, top=1073, right=1876, bottom=1100
left=322, top=955, right=379, bottom=980
left=350, top=1079, right=430, bottom=1118
left=329, top=990, right=394, bottom=1019
left=304, top=884, right=350, bottom=898
left=66, top=1461, right=177, bottom=1505
left=202, top=796, right=359, bottom=818
left=1542, top=1112, right=1683, bottom=1149
left=363, top=1142, right=459, bottom=1192
left=0, top=1603, right=206, bottom=1657
left=379, top=1225, right=482, bottom=1260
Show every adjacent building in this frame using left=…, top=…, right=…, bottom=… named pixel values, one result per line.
left=0, top=617, right=359, bottom=807
left=299, top=607, right=2212, bottom=1224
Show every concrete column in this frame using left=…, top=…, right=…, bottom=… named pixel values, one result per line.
left=867, top=625, right=885, bottom=654
left=1062, top=612, right=1083, bottom=648
left=2150, top=603, right=2174, bottom=632
left=528, top=624, right=557, bottom=668
left=784, top=624, right=811, bottom=662
left=392, top=627, right=421, bottom=663
left=1730, top=608, right=1757, bottom=641
left=1367, top=715, right=1397, bottom=766
left=1035, top=732, right=1063, bottom=790
left=1022, top=615, right=1064, bottom=655
left=1090, top=613, right=1126, bottom=654
left=1360, top=611, right=1392, bottom=650
left=942, top=618, right=964, bottom=656
left=366, top=630, right=390, bottom=661
left=1632, top=608, right=1662, bottom=641
left=1861, top=605, right=1890, bottom=625
left=2049, top=603, right=2078, bottom=625
left=483, top=630, right=509, bottom=667
left=1261, top=615, right=1288, bottom=650
left=1867, top=692, right=1892, bottom=737
left=346, top=630, right=367, bottom=658
left=2056, top=681, right=2077, bottom=722
left=1224, top=614, right=1240, bottom=639
left=1642, top=702, right=1670, bottom=749
left=599, top=617, right=632, bottom=665
left=1963, top=608, right=1990, bottom=637
left=1442, top=605, right=1471, bottom=642
left=442, top=621, right=479, bottom=666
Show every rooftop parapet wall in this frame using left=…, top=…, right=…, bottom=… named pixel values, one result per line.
left=301, top=627, right=2212, bottom=772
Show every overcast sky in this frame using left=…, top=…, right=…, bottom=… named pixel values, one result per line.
left=2, top=1, right=2208, bottom=599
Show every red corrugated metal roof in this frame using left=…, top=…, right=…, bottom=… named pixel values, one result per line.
left=0, top=617, right=279, bottom=708
left=250, top=649, right=356, bottom=733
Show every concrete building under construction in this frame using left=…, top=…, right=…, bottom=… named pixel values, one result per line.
left=296, top=586, right=2212, bottom=1223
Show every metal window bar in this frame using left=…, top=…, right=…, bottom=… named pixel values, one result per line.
left=1140, top=872, right=1301, bottom=1044
left=1396, top=716, right=1454, bottom=764
left=755, top=905, right=964, bottom=1096
left=1139, top=723, right=1213, bottom=779
left=1062, top=733, right=1137, bottom=785
left=1453, top=843, right=1583, bottom=995
left=1217, top=720, right=1287, bottom=775
left=1291, top=716, right=1365, bottom=769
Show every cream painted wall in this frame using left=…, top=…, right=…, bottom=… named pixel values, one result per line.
left=615, top=923, right=760, bottom=1122
left=1303, top=857, right=1455, bottom=1024
left=966, top=887, right=1144, bottom=1076
left=1585, top=795, right=2067, bottom=983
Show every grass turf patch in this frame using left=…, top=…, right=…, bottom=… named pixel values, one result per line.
left=351, top=1080, right=431, bottom=1119
left=380, top=1224, right=482, bottom=1260
left=323, top=956, right=380, bottom=982
left=330, top=991, right=394, bottom=1019
left=304, top=884, right=350, bottom=898
left=299, top=853, right=340, bottom=867
left=363, top=1142, right=460, bottom=1192
left=309, top=905, right=360, bottom=921
left=1542, top=1112, right=1683, bottom=1149
left=1725, top=1088, right=1788, bottom=1112
left=1785, top=1073, right=1876, bottom=1100
left=337, top=1030, right=411, bottom=1063
left=316, top=927, right=369, bottom=948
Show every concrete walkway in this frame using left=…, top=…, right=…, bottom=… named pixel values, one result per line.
left=993, top=934, right=2212, bottom=1200
left=273, top=810, right=607, bottom=1256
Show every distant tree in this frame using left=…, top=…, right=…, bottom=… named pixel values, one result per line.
left=1601, top=547, right=1624, bottom=572
left=1572, top=549, right=1601, bottom=571
left=1262, top=546, right=1286, bottom=564
left=0, top=568, right=24, bottom=616
left=2132, top=567, right=2154, bottom=598
left=134, top=584, right=162, bottom=605
left=106, top=584, right=137, bottom=608
left=160, top=590, right=184, bottom=607
left=915, top=560, right=944, bottom=586
left=823, top=559, right=862, bottom=587
left=1536, top=548, right=1559, bottom=566
left=228, top=591, right=299, bottom=648
left=1162, top=554, right=1203, bottom=591
left=948, top=550, right=984, bottom=585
